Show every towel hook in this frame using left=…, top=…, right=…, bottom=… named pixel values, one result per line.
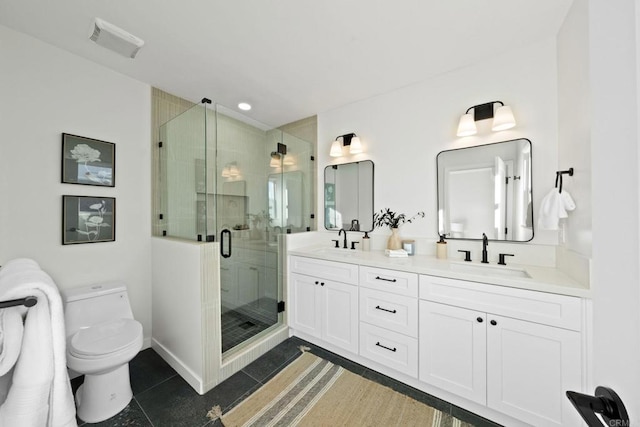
left=555, top=167, right=574, bottom=194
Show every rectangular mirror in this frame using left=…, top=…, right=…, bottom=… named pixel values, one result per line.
left=268, top=171, right=303, bottom=229
left=437, top=139, right=533, bottom=241
left=324, top=160, right=374, bottom=232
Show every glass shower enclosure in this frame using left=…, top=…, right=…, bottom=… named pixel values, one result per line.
left=158, top=101, right=313, bottom=356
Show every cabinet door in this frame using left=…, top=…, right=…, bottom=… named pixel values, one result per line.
left=237, top=264, right=260, bottom=307
left=220, top=264, right=238, bottom=312
left=321, top=280, right=359, bottom=354
left=486, top=315, right=582, bottom=426
left=419, top=301, right=487, bottom=405
left=289, top=273, right=321, bottom=338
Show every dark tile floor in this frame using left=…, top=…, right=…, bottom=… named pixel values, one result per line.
left=71, top=336, right=501, bottom=427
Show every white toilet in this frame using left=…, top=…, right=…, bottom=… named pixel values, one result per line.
left=63, top=281, right=143, bottom=423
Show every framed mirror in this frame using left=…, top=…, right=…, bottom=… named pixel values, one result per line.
left=268, top=171, right=304, bottom=229
left=324, top=160, right=374, bottom=232
left=437, top=139, right=533, bottom=241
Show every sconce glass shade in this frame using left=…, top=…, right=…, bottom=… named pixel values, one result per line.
left=283, top=154, right=295, bottom=166
left=330, top=138, right=343, bottom=157
left=228, top=163, right=239, bottom=177
left=269, top=152, right=280, bottom=168
left=456, top=113, right=477, bottom=137
left=492, top=105, right=516, bottom=131
left=349, top=136, right=363, bottom=154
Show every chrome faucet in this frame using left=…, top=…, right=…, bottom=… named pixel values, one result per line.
left=481, top=233, right=489, bottom=263
left=338, top=228, right=348, bottom=249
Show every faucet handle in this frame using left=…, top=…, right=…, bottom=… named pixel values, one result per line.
left=498, top=253, right=514, bottom=265
left=350, top=241, right=360, bottom=250
left=458, top=250, right=472, bottom=262
left=331, top=239, right=340, bottom=248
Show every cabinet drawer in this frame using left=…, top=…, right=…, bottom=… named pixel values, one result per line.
left=360, top=288, right=418, bottom=337
left=360, top=266, right=418, bottom=297
left=290, top=256, right=358, bottom=285
left=420, top=275, right=582, bottom=330
left=359, top=322, right=418, bottom=377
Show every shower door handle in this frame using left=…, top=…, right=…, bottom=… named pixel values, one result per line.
left=220, top=229, right=232, bottom=258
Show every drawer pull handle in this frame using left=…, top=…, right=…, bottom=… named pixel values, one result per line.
left=375, top=276, right=397, bottom=283
left=375, top=342, right=397, bottom=352
left=375, top=305, right=397, bottom=314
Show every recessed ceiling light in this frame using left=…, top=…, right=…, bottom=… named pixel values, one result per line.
left=238, top=102, right=252, bottom=111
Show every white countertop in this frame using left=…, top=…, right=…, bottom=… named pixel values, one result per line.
left=289, top=245, right=591, bottom=298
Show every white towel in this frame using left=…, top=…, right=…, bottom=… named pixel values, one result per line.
left=0, top=258, right=77, bottom=427
left=537, top=188, right=576, bottom=230
left=384, top=249, right=408, bottom=258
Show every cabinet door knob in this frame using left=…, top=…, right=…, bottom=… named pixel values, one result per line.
left=490, top=319, right=497, bottom=326
left=320, top=282, right=325, bottom=286
left=477, top=317, right=483, bottom=323
left=315, top=281, right=319, bottom=285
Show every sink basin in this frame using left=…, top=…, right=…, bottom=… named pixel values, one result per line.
left=450, top=262, right=531, bottom=279
left=308, top=247, right=358, bottom=257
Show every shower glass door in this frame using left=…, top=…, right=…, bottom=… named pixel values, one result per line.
left=215, top=105, right=285, bottom=355
left=160, top=100, right=313, bottom=357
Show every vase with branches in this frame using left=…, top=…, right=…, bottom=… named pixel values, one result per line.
left=373, top=208, right=425, bottom=250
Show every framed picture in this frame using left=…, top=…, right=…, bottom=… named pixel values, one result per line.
left=62, top=196, right=115, bottom=244
left=62, top=133, right=115, bottom=187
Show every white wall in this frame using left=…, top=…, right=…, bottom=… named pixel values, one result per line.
left=588, top=0, right=640, bottom=421
left=558, top=0, right=591, bottom=258
left=0, top=25, right=153, bottom=342
left=318, top=38, right=560, bottom=264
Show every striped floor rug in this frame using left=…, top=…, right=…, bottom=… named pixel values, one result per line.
left=217, top=352, right=476, bottom=427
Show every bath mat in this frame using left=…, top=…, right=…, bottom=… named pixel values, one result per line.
left=213, top=352, right=476, bottom=427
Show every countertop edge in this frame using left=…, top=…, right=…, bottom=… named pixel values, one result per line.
left=288, top=246, right=591, bottom=299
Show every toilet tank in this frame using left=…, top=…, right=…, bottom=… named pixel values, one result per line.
left=63, top=281, right=135, bottom=338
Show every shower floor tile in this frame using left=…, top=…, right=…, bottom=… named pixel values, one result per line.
left=221, top=304, right=274, bottom=353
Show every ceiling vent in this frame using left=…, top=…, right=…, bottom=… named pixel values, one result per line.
left=90, top=18, right=144, bottom=59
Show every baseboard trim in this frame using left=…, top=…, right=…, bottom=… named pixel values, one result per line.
left=151, top=338, right=205, bottom=394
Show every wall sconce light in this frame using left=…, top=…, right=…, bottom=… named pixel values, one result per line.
left=228, top=162, right=239, bottom=177
left=456, top=101, right=516, bottom=137
left=330, top=133, right=363, bottom=157
left=270, top=152, right=281, bottom=168
left=221, top=162, right=240, bottom=178
left=270, top=140, right=295, bottom=168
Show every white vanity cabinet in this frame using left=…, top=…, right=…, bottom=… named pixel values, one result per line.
left=289, top=256, right=359, bottom=354
left=358, top=266, right=419, bottom=377
left=419, top=275, right=583, bottom=427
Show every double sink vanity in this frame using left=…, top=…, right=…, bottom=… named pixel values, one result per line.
left=288, top=138, right=588, bottom=426
left=287, top=246, right=588, bottom=426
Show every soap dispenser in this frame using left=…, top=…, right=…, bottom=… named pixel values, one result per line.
left=362, top=232, right=371, bottom=251
left=436, top=234, right=447, bottom=259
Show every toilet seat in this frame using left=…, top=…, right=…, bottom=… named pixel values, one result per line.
left=70, top=319, right=142, bottom=358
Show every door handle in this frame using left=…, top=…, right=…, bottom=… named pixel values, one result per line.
left=220, top=229, right=232, bottom=258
